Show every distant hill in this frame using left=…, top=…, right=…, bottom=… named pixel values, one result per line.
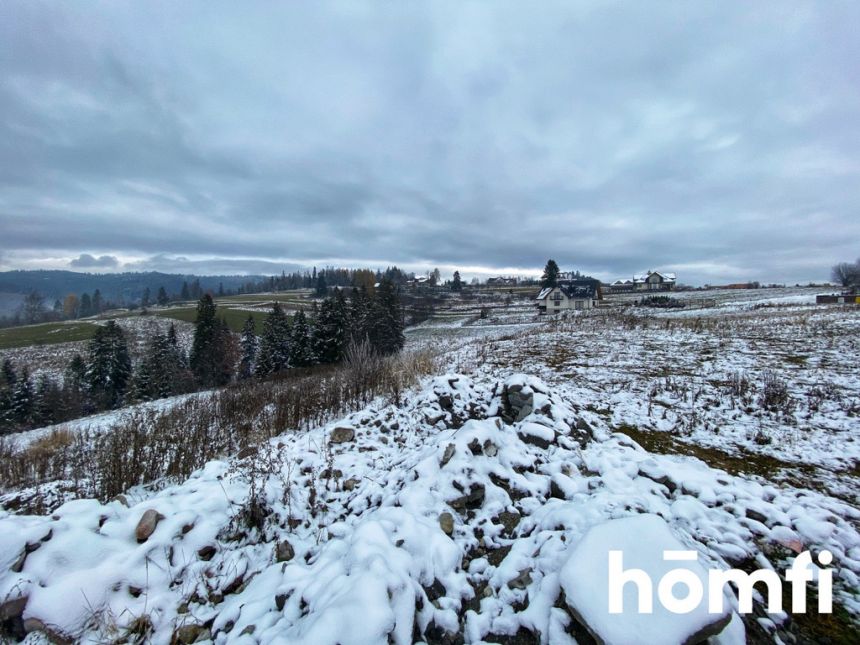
left=0, top=270, right=267, bottom=304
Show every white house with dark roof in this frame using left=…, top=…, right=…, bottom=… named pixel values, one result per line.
left=633, top=270, right=676, bottom=291
left=536, top=280, right=600, bottom=313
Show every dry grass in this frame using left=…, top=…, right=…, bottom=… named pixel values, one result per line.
left=0, top=349, right=438, bottom=510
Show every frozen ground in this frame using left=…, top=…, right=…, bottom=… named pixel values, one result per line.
left=0, top=289, right=858, bottom=644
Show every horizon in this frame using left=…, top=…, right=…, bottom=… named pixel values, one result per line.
left=2, top=2, right=859, bottom=285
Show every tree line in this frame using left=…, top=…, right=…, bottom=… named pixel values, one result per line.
left=0, top=281, right=405, bottom=435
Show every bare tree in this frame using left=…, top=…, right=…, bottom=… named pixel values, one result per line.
left=831, top=259, right=860, bottom=287
left=21, top=291, right=45, bottom=324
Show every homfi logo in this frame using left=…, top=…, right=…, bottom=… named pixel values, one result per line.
left=609, top=549, right=833, bottom=615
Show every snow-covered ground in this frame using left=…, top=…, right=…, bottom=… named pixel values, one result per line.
left=1, top=290, right=858, bottom=643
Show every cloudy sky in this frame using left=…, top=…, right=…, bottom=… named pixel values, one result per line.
left=1, top=1, right=858, bottom=284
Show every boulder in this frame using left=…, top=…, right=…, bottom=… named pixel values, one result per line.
left=135, top=509, right=164, bottom=543
left=449, top=484, right=485, bottom=511
left=330, top=427, right=355, bottom=444
left=440, top=443, right=456, bottom=468
left=439, top=512, right=455, bottom=536
left=276, top=539, right=295, bottom=562
left=559, top=514, right=732, bottom=645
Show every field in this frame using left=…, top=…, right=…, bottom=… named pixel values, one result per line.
left=0, top=321, right=100, bottom=350
left=0, top=286, right=858, bottom=644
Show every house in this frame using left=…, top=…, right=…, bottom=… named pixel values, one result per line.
left=536, top=280, right=600, bottom=313
left=487, top=277, right=518, bottom=287
left=633, top=270, right=676, bottom=291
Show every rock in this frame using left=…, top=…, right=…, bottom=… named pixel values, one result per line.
left=438, top=394, right=454, bottom=410
left=575, top=417, right=593, bottom=433
left=342, top=477, right=360, bottom=491
left=135, top=509, right=164, bottom=543
left=276, top=539, right=295, bottom=562
left=440, top=443, right=456, bottom=467
left=237, top=445, right=257, bottom=460
left=174, top=624, right=204, bottom=644
left=496, top=511, right=521, bottom=536
left=240, top=625, right=256, bottom=636
left=560, top=514, right=732, bottom=645
left=517, top=422, right=555, bottom=449
left=330, top=426, right=355, bottom=444
left=22, top=617, right=73, bottom=645
left=112, top=494, right=129, bottom=506
left=483, top=440, right=498, bottom=457
left=0, top=595, right=28, bottom=639
left=275, top=593, right=288, bottom=611
left=197, top=545, right=216, bottom=561
left=745, top=508, right=769, bottom=525
left=549, top=479, right=567, bottom=500
left=507, top=568, right=533, bottom=590
left=449, top=483, right=486, bottom=511
left=439, top=512, right=454, bottom=536
left=503, top=382, right=534, bottom=422
left=424, top=579, right=446, bottom=602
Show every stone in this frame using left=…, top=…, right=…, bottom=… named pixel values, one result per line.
left=174, top=624, right=203, bottom=644
left=440, top=443, right=456, bottom=468
left=496, top=511, right=521, bottom=536
left=197, top=545, right=217, bottom=561
left=135, top=509, right=164, bottom=543
left=449, top=483, right=485, bottom=511
left=438, top=394, right=454, bottom=410
left=329, top=426, right=355, bottom=444
left=559, top=514, right=732, bottom=645
left=276, top=539, right=295, bottom=562
left=22, top=617, right=73, bottom=645
left=483, top=440, right=498, bottom=457
left=439, top=512, right=454, bottom=536
left=237, top=445, right=257, bottom=460
left=507, top=568, right=533, bottom=590
left=342, top=477, right=360, bottom=491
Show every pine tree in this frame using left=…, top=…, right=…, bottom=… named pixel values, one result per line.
left=540, top=259, right=560, bottom=288
left=189, top=294, right=233, bottom=387
left=256, top=303, right=290, bottom=376
left=313, top=296, right=347, bottom=364
left=181, top=281, right=191, bottom=301
left=289, top=310, right=315, bottom=367
left=92, top=289, right=103, bottom=314
left=349, top=287, right=371, bottom=345
left=370, top=279, right=404, bottom=355
left=141, top=287, right=151, bottom=308
left=157, top=286, right=169, bottom=306
left=12, top=367, right=34, bottom=426
left=33, top=374, right=56, bottom=427
left=238, top=315, right=257, bottom=379
left=86, top=320, right=132, bottom=408
left=451, top=271, right=463, bottom=292
left=315, top=274, right=328, bottom=297
left=79, top=292, right=93, bottom=317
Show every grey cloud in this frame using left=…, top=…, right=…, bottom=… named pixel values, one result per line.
left=1, top=1, right=859, bottom=284
left=69, top=253, right=119, bottom=268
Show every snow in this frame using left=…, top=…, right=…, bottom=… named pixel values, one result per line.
left=560, top=514, right=734, bottom=645
left=1, top=289, right=858, bottom=642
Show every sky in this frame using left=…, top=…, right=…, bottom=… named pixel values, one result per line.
left=1, top=1, right=858, bottom=285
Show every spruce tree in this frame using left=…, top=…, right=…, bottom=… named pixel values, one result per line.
left=92, top=289, right=103, bottom=314
left=157, top=286, right=169, bottom=306
left=141, top=287, right=151, bottom=308
left=451, top=271, right=463, bottom=292
left=255, top=302, right=291, bottom=376
left=289, top=310, right=315, bottom=367
left=181, top=281, right=191, bottom=301
left=11, top=367, right=34, bottom=426
left=86, top=320, right=132, bottom=408
left=238, top=315, right=258, bottom=379
left=313, top=297, right=344, bottom=364
left=349, top=287, right=371, bottom=345
left=79, top=292, right=93, bottom=317
left=370, top=279, right=405, bottom=355
left=540, top=259, right=560, bottom=288
left=189, top=294, right=233, bottom=387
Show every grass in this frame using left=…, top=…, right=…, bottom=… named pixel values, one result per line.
left=153, top=307, right=272, bottom=334
left=0, top=322, right=100, bottom=349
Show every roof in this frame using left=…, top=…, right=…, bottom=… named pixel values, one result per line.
left=536, top=282, right=597, bottom=300
left=633, top=271, right=676, bottom=283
